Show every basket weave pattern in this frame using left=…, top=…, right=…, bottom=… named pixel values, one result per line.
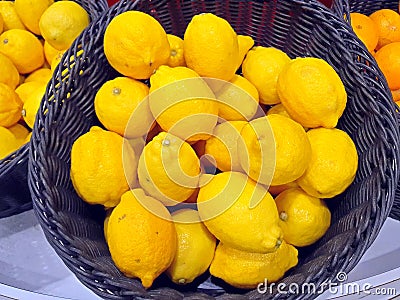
left=0, top=0, right=109, bottom=219
left=28, top=0, right=400, bottom=299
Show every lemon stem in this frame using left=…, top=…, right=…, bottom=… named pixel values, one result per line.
left=279, top=211, right=288, bottom=221
left=112, top=87, right=121, bottom=95
left=178, top=279, right=186, bottom=284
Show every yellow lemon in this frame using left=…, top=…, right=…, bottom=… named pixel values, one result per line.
left=166, top=209, right=216, bottom=285
left=166, top=34, right=186, bottom=67
left=242, top=46, right=291, bottom=105
left=275, top=188, right=331, bottom=247
left=43, top=41, right=63, bottom=65
left=15, top=0, right=54, bottom=35
left=268, top=181, right=299, bottom=197
left=107, top=189, right=176, bottom=289
left=94, top=77, right=153, bottom=138
left=0, top=29, right=44, bottom=74
left=22, top=82, right=47, bottom=128
left=0, top=52, right=19, bottom=89
left=70, top=126, right=138, bottom=207
left=15, top=81, right=44, bottom=104
left=39, top=1, right=89, bottom=51
left=277, top=57, right=347, bottom=128
left=24, top=131, right=31, bottom=144
left=149, top=66, right=218, bottom=142
left=103, top=208, right=113, bottom=242
left=184, top=13, right=239, bottom=81
left=50, top=50, right=66, bottom=71
left=204, top=120, right=247, bottom=172
left=104, top=11, right=170, bottom=80
left=215, top=74, right=259, bottom=121
left=0, top=2, right=26, bottom=31
left=24, top=68, right=52, bottom=84
left=297, top=128, right=358, bottom=198
left=137, top=132, right=200, bottom=206
left=0, top=83, right=23, bottom=128
left=267, top=103, right=291, bottom=119
left=197, top=171, right=283, bottom=253
left=237, top=35, right=254, bottom=69
left=0, top=14, right=3, bottom=35
left=210, top=241, right=298, bottom=289
left=0, top=126, right=21, bottom=159
left=8, top=123, right=29, bottom=143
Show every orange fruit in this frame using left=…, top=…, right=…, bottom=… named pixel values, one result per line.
left=350, top=13, right=379, bottom=52
left=369, top=9, right=400, bottom=49
left=0, top=82, right=23, bottom=128
left=374, top=42, right=400, bottom=90
left=392, top=89, right=400, bottom=102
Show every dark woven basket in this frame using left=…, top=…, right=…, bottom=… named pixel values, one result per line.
left=28, top=0, right=400, bottom=299
left=332, top=0, right=400, bottom=220
left=0, top=0, right=109, bottom=219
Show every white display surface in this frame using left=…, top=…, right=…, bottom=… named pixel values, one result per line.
left=0, top=210, right=399, bottom=300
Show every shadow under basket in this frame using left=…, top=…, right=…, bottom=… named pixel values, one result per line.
left=28, top=0, right=400, bottom=299
left=0, top=0, right=109, bottom=219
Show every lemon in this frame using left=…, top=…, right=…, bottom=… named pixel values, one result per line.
left=43, top=41, right=62, bottom=65
left=50, top=50, right=66, bottom=71
left=94, top=77, right=153, bottom=138
left=197, top=172, right=283, bottom=253
left=103, top=208, right=112, bottom=242
left=70, top=126, right=138, bottom=207
left=267, top=103, right=291, bottom=119
left=104, top=11, right=170, bottom=80
left=39, top=1, right=89, bottom=51
left=0, top=53, right=19, bottom=89
left=215, top=74, right=259, bottom=121
left=0, top=126, right=21, bottom=159
left=15, top=81, right=44, bottom=104
left=166, top=34, right=186, bottom=67
left=277, top=57, right=347, bottom=128
left=107, top=189, right=176, bottom=289
left=242, top=46, right=291, bottom=105
left=0, top=12, right=3, bottom=34
left=0, top=2, right=26, bottom=31
left=24, top=132, right=31, bottom=144
left=15, top=0, right=54, bottom=35
left=24, top=68, right=52, bottom=84
left=8, top=123, right=29, bottom=143
left=204, top=120, right=247, bottom=172
left=166, top=209, right=216, bottom=285
left=268, top=181, right=299, bottom=197
left=210, top=241, right=298, bottom=289
left=137, top=132, right=200, bottom=206
left=149, top=66, right=218, bottom=142
left=184, top=13, right=239, bottom=81
left=237, top=35, right=254, bottom=69
left=276, top=188, right=331, bottom=247
left=22, top=82, right=47, bottom=128
left=0, top=83, right=23, bottom=128
left=0, top=29, right=44, bottom=74
left=297, top=128, right=358, bottom=198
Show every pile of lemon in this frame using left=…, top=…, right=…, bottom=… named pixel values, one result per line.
left=0, top=0, right=90, bottom=159
left=70, top=11, right=359, bottom=289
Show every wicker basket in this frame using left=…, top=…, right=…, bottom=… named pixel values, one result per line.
left=28, top=0, right=400, bottom=299
left=0, top=0, right=109, bottom=219
left=332, top=0, right=400, bottom=220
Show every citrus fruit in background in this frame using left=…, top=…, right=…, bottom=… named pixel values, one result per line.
left=94, top=77, right=153, bottom=138
left=0, top=14, right=3, bottom=34
left=0, top=126, right=21, bottom=159
left=149, top=66, right=218, bottom=142
left=0, top=29, right=44, bottom=74
left=0, top=53, right=19, bottom=89
left=8, top=123, right=29, bottom=143
left=350, top=12, right=379, bottom=53
left=392, top=89, right=400, bottom=102
left=184, top=13, right=239, bottom=81
left=209, top=240, right=298, bottom=289
left=204, top=120, right=247, bottom=172
left=197, top=172, right=283, bottom=254
left=268, top=181, right=299, bottom=197
left=277, top=57, right=347, bottom=128
left=166, top=34, right=186, bottom=67
left=70, top=126, right=138, bottom=207
left=137, top=132, right=200, bottom=206
left=374, top=42, right=400, bottom=90
left=107, top=189, right=177, bottom=289
left=15, top=0, right=54, bottom=35
left=104, top=11, right=170, bottom=79
left=22, top=82, right=47, bottom=128
left=166, top=209, right=216, bottom=285
left=237, top=116, right=275, bottom=186
left=369, top=9, right=400, bottom=49
left=275, top=188, right=331, bottom=247
left=297, top=128, right=358, bottom=199
left=43, top=41, right=63, bottom=65
left=237, top=34, right=254, bottom=69
left=15, top=81, right=44, bottom=104
left=242, top=46, right=291, bottom=105
left=50, top=50, right=66, bottom=71
left=267, top=103, right=291, bottom=119
left=215, top=74, right=259, bottom=121
left=103, top=208, right=112, bottom=242
left=0, top=83, right=23, bottom=128
left=39, top=1, right=89, bottom=51
left=0, top=2, right=26, bottom=31
left=25, top=68, right=52, bottom=84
